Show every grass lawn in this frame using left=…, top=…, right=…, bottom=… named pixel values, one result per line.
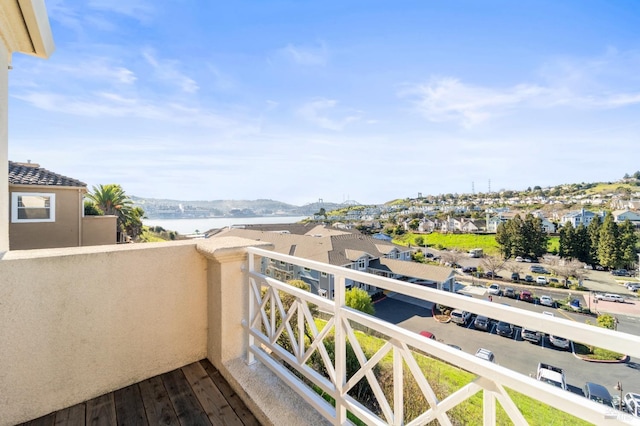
left=392, top=232, right=560, bottom=257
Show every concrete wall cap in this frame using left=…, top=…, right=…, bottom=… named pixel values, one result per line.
left=197, top=237, right=273, bottom=262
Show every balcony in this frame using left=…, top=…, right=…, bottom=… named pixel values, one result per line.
left=2, top=237, right=640, bottom=425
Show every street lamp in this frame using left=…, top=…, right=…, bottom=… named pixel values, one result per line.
left=614, top=381, right=623, bottom=411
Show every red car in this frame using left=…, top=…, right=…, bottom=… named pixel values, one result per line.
left=520, top=290, right=534, bottom=303
left=419, top=331, right=436, bottom=340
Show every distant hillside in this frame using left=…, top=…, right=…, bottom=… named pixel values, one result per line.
left=131, top=196, right=349, bottom=219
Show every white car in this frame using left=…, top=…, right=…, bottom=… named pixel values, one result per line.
left=549, top=334, right=570, bottom=350
left=475, top=348, right=495, bottom=363
left=536, top=276, right=547, bottom=285
left=487, top=283, right=501, bottom=295
left=539, top=295, right=554, bottom=307
left=624, top=392, right=640, bottom=417
left=595, top=293, right=625, bottom=303
left=515, top=256, right=523, bottom=262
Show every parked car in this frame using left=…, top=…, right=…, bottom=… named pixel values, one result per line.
left=539, top=295, right=554, bottom=307
left=496, top=321, right=513, bottom=337
left=524, top=275, right=534, bottom=283
left=475, top=348, right=495, bottom=363
left=624, top=392, right=640, bottom=417
left=630, top=285, right=640, bottom=292
left=519, top=290, right=534, bottom=303
left=485, top=272, right=502, bottom=279
left=450, top=309, right=472, bottom=326
left=521, top=328, right=541, bottom=344
left=510, top=273, right=520, bottom=282
left=549, top=334, right=570, bottom=350
left=530, top=265, right=547, bottom=273
left=487, top=283, right=501, bottom=295
left=611, top=269, right=629, bottom=276
left=515, top=256, right=524, bottom=262
left=549, top=278, right=559, bottom=284
left=536, top=276, right=547, bottom=285
left=504, top=287, right=517, bottom=299
left=595, top=293, right=625, bottom=303
left=462, top=266, right=477, bottom=274
left=419, top=331, right=436, bottom=340
left=474, top=315, right=491, bottom=331
left=583, top=382, right=615, bottom=408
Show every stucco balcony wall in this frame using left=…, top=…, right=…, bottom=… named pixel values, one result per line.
left=0, top=241, right=208, bottom=426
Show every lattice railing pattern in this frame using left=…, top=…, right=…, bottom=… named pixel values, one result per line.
left=245, top=247, right=639, bottom=426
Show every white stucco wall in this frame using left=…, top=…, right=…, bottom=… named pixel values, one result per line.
left=0, top=241, right=208, bottom=425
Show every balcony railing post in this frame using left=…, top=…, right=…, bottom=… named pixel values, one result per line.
left=197, top=238, right=273, bottom=370
left=334, top=272, right=347, bottom=425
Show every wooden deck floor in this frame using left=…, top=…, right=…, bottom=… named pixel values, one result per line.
left=19, top=359, right=261, bottom=426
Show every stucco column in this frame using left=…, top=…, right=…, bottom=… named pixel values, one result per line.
left=196, top=237, right=273, bottom=370
left=0, top=45, right=9, bottom=254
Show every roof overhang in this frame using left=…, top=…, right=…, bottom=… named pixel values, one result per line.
left=0, top=0, right=54, bottom=59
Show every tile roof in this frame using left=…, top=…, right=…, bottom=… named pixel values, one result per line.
left=370, top=258, right=454, bottom=283
left=9, top=161, right=86, bottom=187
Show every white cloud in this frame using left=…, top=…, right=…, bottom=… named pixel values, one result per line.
left=402, top=71, right=640, bottom=127
left=280, top=42, right=329, bottom=66
left=142, top=49, right=199, bottom=93
left=13, top=91, right=239, bottom=131
left=297, top=98, right=363, bottom=131
left=87, top=0, right=155, bottom=21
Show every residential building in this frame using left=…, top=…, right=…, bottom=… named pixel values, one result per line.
left=9, top=161, right=116, bottom=250
left=612, top=209, right=640, bottom=229
left=560, top=208, right=603, bottom=228
left=3, top=4, right=640, bottom=426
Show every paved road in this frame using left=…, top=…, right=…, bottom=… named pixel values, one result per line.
left=373, top=293, right=640, bottom=400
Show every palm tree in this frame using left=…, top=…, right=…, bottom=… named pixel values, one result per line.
left=86, top=184, right=141, bottom=239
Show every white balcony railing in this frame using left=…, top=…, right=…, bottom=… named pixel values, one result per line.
left=246, top=246, right=640, bottom=426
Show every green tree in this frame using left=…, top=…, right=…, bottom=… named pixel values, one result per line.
left=524, top=214, right=548, bottom=259
left=414, top=236, right=425, bottom=247
left=345, top=287, right=375, bottom=315
left=571, top=223, right=590, bottom=263
left=558, top=222, right=574, bottom=259
left=587, top=216, right=602, bottom=266
left=85, top=184, right=142, bottom=240
left=408, top=219, right=420, bottom=231
left=618, top=220, right=639, bottom=267
left=597, top=213, right=619, bottom=269
left=84, top=200, right=102, bottom=216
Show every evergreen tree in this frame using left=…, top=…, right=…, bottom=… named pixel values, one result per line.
left=495, top=222, right=512, bottom=259
left=587, top=216, right=602, bottom=266
left=574, top=223, right=590, bottom=263
left=558, top=222, right=574, bottom=259
left=597, top=213, right=619, bottom=269
left=618, top=220, right=639, bottom=267
left=524, top=214, right=548, bottom=259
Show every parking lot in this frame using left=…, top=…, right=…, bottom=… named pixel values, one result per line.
left=373, top=291, right=640, bottom=402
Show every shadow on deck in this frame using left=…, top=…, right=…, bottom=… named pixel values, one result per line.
left=19, top=359, right=261, bottom=426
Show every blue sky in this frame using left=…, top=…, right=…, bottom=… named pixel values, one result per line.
left=8, top=0, right=640, bottom=205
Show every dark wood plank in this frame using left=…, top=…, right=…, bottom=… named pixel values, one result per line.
left=114, top=384, right=147, bottom=426
left=54, top=404, right=85, bottom=426
left=161, top=368, right=212, bottom=426
left=182, top=363, right=244, bottom=426
left=200, top=359, right=262, bottom=426
left=86, top=394, right=117, bottom=426
left=24, top=413, right=55, bottom=426
left=139, top=376, right=180, bottom=426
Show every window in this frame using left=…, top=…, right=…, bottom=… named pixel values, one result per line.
left=11, top=193, right=55, bottom=223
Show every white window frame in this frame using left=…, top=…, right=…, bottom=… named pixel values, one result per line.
left=11, top=192, right=56, bottom=223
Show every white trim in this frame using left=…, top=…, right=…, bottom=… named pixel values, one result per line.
left=11, top=192, right=56, bottom=223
